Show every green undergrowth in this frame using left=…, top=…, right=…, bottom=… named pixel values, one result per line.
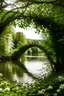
left=0, top=77, right=25, bottom=96
left=0, top=72, right=64, bottom=96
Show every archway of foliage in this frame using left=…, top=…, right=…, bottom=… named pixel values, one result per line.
left=0, top=0, right=64, bottom=72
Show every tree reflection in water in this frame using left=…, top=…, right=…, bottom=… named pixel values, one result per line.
left=0, top=60, right=37, bottom=83
left=0, top=55, right=51, bottom=83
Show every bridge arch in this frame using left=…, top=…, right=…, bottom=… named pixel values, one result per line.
left=11, top=43, right=56, bottom=71
left=21, top=43, right=45, bottom=53
left=12, top=43, right=46, bottom=60
left=12, top=43, right=56, bottom=68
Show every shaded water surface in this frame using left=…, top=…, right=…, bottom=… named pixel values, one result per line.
left=0, top=55, right=51, bottom=83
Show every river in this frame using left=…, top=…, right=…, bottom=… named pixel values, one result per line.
left=0, top=55, right=52, bottom=84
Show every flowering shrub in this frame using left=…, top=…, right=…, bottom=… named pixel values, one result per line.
left=0, top=76, right=25, bottom=95
left=0, top=88, right=2, bottom=92
left=0, top=73, right=3, bottom=77
left=38, top=90, right=44, bottom=95
left=53, top=93, right=57, bottom=96
left=4, top=87, right=10, bottom=92
left=58, top=76, right=64, bottom=82
left=59, top=84, right=64, bottom=90
left=0, top=73, right=64, bottom=96
left=57, top=89, right=61, bottom=93
left=47, top=85, right=53, bottom=90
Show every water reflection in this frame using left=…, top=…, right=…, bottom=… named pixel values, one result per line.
left=0, top=55, right=52, bottom=83
left=0, top=61, right=25, bottom=81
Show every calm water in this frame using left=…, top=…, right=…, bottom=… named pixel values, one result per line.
left=0, top=55, right=51, bottom=83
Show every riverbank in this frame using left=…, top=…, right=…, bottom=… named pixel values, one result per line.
left=0, top=73, right=24, bottom=96
left=0, top=72, right=64, bottom=96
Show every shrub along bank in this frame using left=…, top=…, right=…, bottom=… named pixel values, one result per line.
left=0, top=72, right=64, bottom=96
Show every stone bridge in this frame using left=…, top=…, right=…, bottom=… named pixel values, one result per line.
left=11, top=43, right=46, bottom=60
left=11, top=43, right=55, bottom=70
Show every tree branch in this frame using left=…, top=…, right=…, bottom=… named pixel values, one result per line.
left=21, top=0, right=64, bottom=7
left=0, top=1, right=30, bottom=32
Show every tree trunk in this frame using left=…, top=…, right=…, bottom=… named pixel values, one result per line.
left=54, top=62, right=64, bottom=72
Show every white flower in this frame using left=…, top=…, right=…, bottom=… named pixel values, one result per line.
left=41, top=89, right=46, bottom=92
left=47, top=86, right=53, bottom=90
left=38, top=90, right=44, bottom=94
left=54, top=93, right=57, bottom=96
left=38, top=91, right=42, bottom=94
left=1, top=82, right=8, bottom=86
left=59, top=84, right=64, bottom=90
left=0, top=73, right=3, bottom=77
left=57, top=89, right=61, bottom=93
left=16, top=87, right=19, bottom=90
left=1, top=82, right=4, bottom=86
left=58, top=76, right=64, bottom=81
left=4, top=87, right=10, bottom=92
left=0, top=88, right=2, bottom=92
left=4, top=81, right=8, bottom=85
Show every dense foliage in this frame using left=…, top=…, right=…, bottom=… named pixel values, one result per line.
left=0, top=0, right=64, bottom=71
left=0, top=1, right=64, bottom=96
left=1, top=72, right=64, bottom=96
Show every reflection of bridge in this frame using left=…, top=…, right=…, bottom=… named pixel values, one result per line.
left=11, top=43, right=55, bottom=70
left=12, top=43, right=45, bottom=60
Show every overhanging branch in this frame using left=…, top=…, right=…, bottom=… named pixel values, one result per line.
left=28, top=0, right=64, bottom=7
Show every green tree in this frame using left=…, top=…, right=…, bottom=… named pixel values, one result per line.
left=14, top=32, right=27, bottom=49
left=0, top=0, right=64, bottom=72
left=0, top=25, right=15, bottom=55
